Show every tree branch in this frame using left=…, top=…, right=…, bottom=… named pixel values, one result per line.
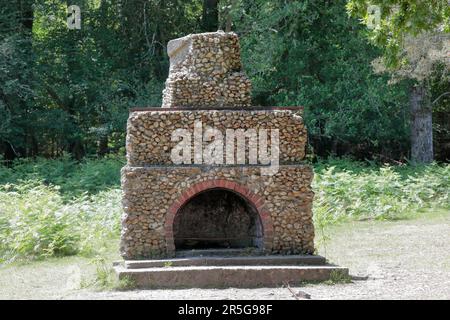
left=432, top=92, right=450, bottom=105
left=44, top=84, right=68, bottom=111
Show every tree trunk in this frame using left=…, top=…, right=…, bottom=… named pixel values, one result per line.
left=225, top=0, right=234, bottom=32
left=70, top=140, right=85, bottom=161
left=1, top=141, right=17, bottom=162
left=410, top=84, right=434, bottom=164
left=98, top=135, right=109, bottom=156
left=21, top=0, right=35, bottom=159
left=20, top=0, right=34, bottom=31
left=202, top=0, right=219, bottom=31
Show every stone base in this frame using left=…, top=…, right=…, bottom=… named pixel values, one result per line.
left=114, top=255, right=348, bottom=288
left=121, top=165, right=315, bottom=259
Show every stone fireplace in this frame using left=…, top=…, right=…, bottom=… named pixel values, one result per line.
left=120, top=31, right=315, bottom=259
left=173, top=189, right=263, bottom=250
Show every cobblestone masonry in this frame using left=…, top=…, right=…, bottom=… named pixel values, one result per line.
left=121, top=31, right=315, bottom=259
left=162, top=32, right=251, bottom=108
left=126, top=109, right=307, bottom=166
left=121, top=165, right=314, bottom=258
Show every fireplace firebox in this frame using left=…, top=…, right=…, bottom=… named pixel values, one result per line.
left=173, top=189, right=263, bottom=250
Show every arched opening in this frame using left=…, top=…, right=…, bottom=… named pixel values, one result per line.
left=173, top=188, right=264, bottom=250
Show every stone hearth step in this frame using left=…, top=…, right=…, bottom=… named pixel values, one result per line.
left=176, top=248, right=264, bottom=257
left=114, top=265, right=349, bottom=288
left=123, top=254, right=326, bottom=269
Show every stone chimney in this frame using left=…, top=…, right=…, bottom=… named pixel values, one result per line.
left=121, top=31, right=315, bottom=260
left=116, top=31, right=348, bottom=289
left=162, top=31, right=252, bottom=108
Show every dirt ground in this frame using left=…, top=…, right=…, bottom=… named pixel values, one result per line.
left=1, top=210, right=449, bottom=300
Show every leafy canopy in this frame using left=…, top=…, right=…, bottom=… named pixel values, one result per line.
left=346, top=0, right=450, bottom=67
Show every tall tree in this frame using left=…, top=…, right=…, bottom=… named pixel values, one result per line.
left=228, top=0, right=410, bottom=160
left=0, top=0, right=36, bottom=160
left=202, top=0, right=218, bottom=31
left=28, top=0, right=204, bottom=158
left=347, top=0, right=450, bottom=163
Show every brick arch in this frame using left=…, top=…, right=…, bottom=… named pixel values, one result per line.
left=164, top=179, right=274, bottom=254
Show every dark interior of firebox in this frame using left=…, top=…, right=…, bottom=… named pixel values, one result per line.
left=173, top=189, right=263, bottom=250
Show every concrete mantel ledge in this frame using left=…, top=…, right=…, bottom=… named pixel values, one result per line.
left=121, top=163, right=312, bottom=170
left=129, top=106, right=305, bottom=113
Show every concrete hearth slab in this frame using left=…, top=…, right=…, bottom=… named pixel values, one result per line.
left=123, top=254, right=326, bottom=269
left=114, top=265, right=348, bottom=289
left=176, top=248, right=264, bottom=257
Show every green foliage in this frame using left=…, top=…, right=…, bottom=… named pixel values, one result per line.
left=346, top=0, right=450, bottom=68
left=1, top=157, right=449, bottom=263
left=0, top=1, right=37, bottom=157
left=1, top=0, right=448, bottom=160
left=313, top=159, right=450, bottom=226
left=0, top=183, right=79, bottom=260
left=230, top=0, right=411, bottom=158
left=0, top=180, right=122, bottom=262
left=326, top=269, right=352, bottom=285
left=80, top=256, right=135, bottom=290
left=0, top=155, right=124, bottom=197
left=1, top=0, right=204, bottom=159
left=81, top=256, right=136, bottom=291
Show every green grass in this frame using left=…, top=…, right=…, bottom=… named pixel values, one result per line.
left=80, top=256, right=136, bottom=291
left=0, top=156, right=449, bottom=263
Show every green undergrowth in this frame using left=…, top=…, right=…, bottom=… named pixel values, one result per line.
left=0, top=157, right=448, bottom=263
left=313, top=159, right=449, bottom=226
